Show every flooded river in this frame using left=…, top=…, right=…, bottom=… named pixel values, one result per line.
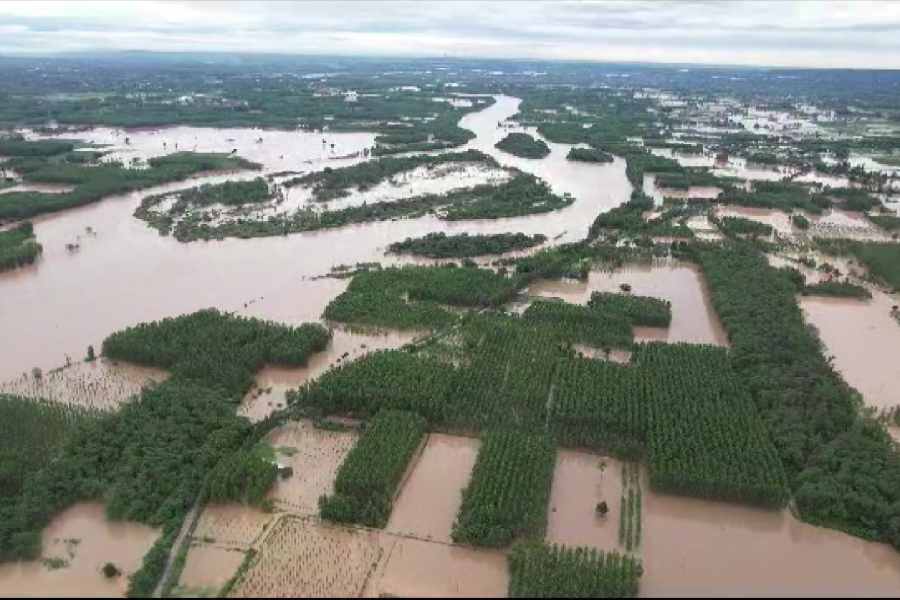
left=0, top=95, right=630, bottom=381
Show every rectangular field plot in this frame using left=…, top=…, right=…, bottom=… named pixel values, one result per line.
left=386, top=433, right=480, bottom=543
left=192, top=504, right=274, bottom=548
left=365, top=537, right=508, bottom=598
left=546, top=451, right=624, bottom=551
left=174, top=542, right=248, bottom=597
left=229, top=517, right=383, bottom=598
left=264, top=420, right=359, bottom=514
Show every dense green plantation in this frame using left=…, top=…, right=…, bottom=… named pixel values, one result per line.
left=817, top=239, right=900, bottom=291
left=587, top=292, right=672, bottom=327
left=206, top=443, right=277, bottom=506
left=293, top=350, right=456, bottom=422
left=523, top=300, right=633, bottom=348
left=0, top=222, right=43, bottom=271
left=284, top=149, right=496, bottom=200
left=323, top=265, right=520, bottom=329
left=715, top=215, right=774, bottom=238
left=319, top=410, right=426, bottom=527
left=719, top=181, right=826, bottom=213
left=0, top=151, right=261, bottom=221
left=0, top=395, right=97, bottom=504
left=692, top=242, right=900, bottom=547
left=802, top=280, right=872, bottom=299
left=495, top=132, right=551, bottom=159
left=566, top=147, right=613, bottom=163
left=388, top=232, right=547, bottom=258
left=297, top=303, right=787, bottom=507
left=552, top=343, right=788, bottom=505
left=452, top=431, right=556, bottom=547
left=507, top=542, right=642, bottom=598
left=103, top=309, right=330, bottom=397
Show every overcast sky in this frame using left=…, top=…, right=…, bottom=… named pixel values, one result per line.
left=1, top=1, right=899, bottom=69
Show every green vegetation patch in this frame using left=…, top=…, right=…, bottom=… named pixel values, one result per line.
left=495, top=132, right=551, bottom=159
left=0, top=222, right=42, bottom=272
left=719, top=180, right=826, bottom=214
left=566, top=147, right=613, bottom=163
left=323, top=265, right=521, bottom=330
left=102, top=308, right=330, bottom=397
left=285, top=149, right=497, bottom=201
left=802, top=280, right=872, bottom=299
left=553, top=343, right=788, bottom=506
left=715, top=215, right=774, bottom=238
left=452, top=430, right=556, bottom=547
left=523, top=300, right=633, bottom=349
left=0, top=136, right=75, bottom=157
left=319, top=409, right=426, bottom=528
left=817, top=239, right=900, bottom=291
left=0, top=151, right=261, bottom=221
left=388, top=232, right=546, bottom=258
left=587, top=292, right=672, bottom=327
left=868, top=214, right=900, bottom=232
left=135, top=177, right=273, bottom=236
left=508, top=541, right=642, bottom=598
left=292, top=350, right=455, bottom=423
left=0, top=395, right=97, bottom=503
left=207, top=442, right=277, bottom=506
left=691, top=241, right=900, bottom=548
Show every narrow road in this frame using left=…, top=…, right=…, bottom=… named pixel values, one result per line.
left=153, top=499, right=202, bottom=598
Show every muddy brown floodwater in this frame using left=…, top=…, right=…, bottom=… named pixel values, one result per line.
left=0, top=503, right=159, bottom=598
left=0, top=95, right=630, bottom=382
left=641, top=478, right=900, bottom=597
left=546, top=451, right=623, bottom=551
left=386, top=433, right=480, bottom=543
left=522, top=260, right=729, bottom=346
left=800, top=291, right=900, bottom=412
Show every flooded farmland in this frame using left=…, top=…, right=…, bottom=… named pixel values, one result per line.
left=800, top=291, right=900, bottom=412
left=4, top=52, right=900, bottom=599
left=386, top=433, right=480, bottom=543
left=640, top=483, right=900, bottom=596
left=546, top=451, right=623, bottom=551
left=0, top=503, right=159, bottom=598
left=523, top=261, right=729, bottom=346
left=0, top=95, right=629, bottom=382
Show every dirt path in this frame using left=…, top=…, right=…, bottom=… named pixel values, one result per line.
left=153, top=500, right=202, bottom=598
